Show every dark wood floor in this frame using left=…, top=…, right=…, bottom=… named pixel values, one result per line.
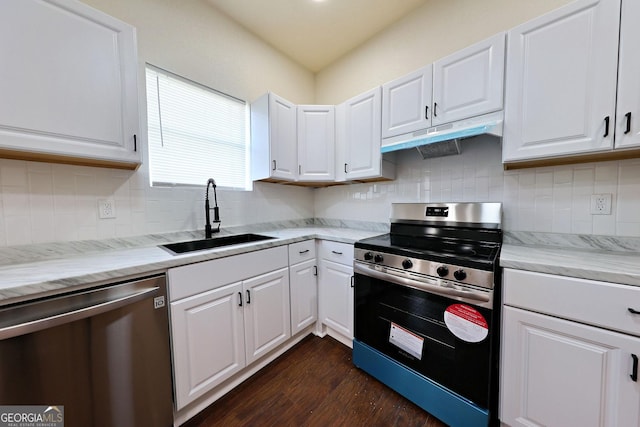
left=183, top=335, right=448, bottom=427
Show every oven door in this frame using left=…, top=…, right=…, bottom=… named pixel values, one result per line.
left=354, top=264, right=495, bottom=408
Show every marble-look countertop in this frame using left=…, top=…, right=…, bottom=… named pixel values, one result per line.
left=501, top=232, right=640, bottom=287
left=0, top=222, right=385, bottom=306
left=4, top=223, right=640, bottom=307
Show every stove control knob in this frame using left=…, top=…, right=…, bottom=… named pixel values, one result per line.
left=363, top=252, right=373, bottom=261
left=454, top=269, right=467, bottom=281
left=374, top=254, right=384, bottom=263
left=436, top=265, right=449, bottom=277
left=402, top=259, right=413, bottom=269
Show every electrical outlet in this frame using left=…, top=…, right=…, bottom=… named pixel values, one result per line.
left=98, top=199, right=116, bottom=219
left=590, top=194, right=612, bottom=215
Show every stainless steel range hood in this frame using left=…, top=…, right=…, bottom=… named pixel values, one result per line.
left=381, top=111, right=503, bottom=159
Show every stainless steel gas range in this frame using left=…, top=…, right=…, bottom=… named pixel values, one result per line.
left=352, top=202, right=502, bottom=427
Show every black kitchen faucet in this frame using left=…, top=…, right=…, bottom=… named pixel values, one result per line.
left=205, top=178, right=221, bottom=238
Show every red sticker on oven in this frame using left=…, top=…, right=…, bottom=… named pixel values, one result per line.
left=444, top=304, right=489, bottom=343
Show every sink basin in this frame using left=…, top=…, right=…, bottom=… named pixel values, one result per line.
left=160, top=233, right=275, bottom=254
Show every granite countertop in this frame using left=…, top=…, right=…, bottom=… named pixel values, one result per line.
left=501, top=232, right=640, bottom=287
left=0, top=221, right=386, bottom=306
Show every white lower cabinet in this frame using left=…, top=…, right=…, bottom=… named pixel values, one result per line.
left=317, top=241, right=354, bottom=346
left=170, top=281, right=245, bottom=411
left=288, top=240, right=318, bottom=335
left=168, top=246, right=290, bottom=410
left=501, top=269, right=640, bottom=427
left=243, top=268, right=291, bottom=365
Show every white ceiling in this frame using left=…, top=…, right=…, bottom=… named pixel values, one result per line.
left=204, top=0, right=428, bottom=72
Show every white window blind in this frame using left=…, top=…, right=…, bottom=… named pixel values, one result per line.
left=146, top=66, right=250, bottom=189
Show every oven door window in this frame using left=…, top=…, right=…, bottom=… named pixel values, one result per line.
left=354, top=272, right=494, bottom=408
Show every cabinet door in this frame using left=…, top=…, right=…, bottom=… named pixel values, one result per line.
left=289, top=258, right=318, bottom=335
left=269, top=94, right=297, bottom=180
left=339, top=87, right=383, bottom=181
left=501, top=306, right=640, bottom=427
left=297, top=105, right=335, bottom=181
left=0, top=0, right=140, bottom=166
left=243, top=267, right=291, bottom=365
left=318, top=259, right=354, bottom=340
left=615, top=0, right=640, bottom=149
left=432, top=32, right=505, bottom=126
left=170, top=282, right=245, bottom=410
left=381, top=66, right=433, bottom=138
left=502, top=0, right=621, bottom=162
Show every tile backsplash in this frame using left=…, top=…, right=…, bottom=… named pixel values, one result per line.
left=1, top=136, right=639, bottom=247
left=314, top=135, right=640, bottom=236
left=0, top=159, right=313, bottom=247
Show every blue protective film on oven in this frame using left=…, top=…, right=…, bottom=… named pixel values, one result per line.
left=352, top=339, right=489, bottom=427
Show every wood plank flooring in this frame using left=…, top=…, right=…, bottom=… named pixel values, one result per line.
left=183, top=335, right=448, bottom=427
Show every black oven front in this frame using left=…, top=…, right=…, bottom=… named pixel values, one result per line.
left=352, top=260, right=501, bottom=427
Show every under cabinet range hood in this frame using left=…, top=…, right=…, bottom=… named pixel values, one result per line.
left=381, top=111, right=504, bottom=159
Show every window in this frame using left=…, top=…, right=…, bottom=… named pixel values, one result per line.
left=146, top=65, right=250, bottom=189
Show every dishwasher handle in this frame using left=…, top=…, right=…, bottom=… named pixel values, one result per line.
left=0, top=276, right=163, bottom=340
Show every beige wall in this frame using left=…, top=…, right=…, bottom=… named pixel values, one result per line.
left=316, top=0, right=573, bottom=104
left=82, top=0, right=314, bottom=104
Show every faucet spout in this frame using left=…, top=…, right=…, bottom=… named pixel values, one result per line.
left=205, top=178, right=221, bottom=238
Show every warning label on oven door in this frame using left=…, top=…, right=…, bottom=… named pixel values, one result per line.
left=389, top=323, right=424, bottom=360
left=444, top=304, right=489, bottom=343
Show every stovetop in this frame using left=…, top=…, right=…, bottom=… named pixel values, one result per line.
left=355, top=233, right=501, bottom=271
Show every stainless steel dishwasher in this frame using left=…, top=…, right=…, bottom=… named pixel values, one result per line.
left=0, top=274, right=174, bottom=427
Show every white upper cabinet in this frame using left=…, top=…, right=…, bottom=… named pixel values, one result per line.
left=432, top=32, right=505, bottom=126
left=502, top=0, right=622, bottom=163
left=0, top=0, right=140, bottom=168
left=250, top=93, right=298, bottom=181
left=381, top=33, right=505, bottom=144
left=615, top=0, right=640, bottom=149
left=297, top=105, right=335, bottom=182
left=336, top=87, right=395, bottom=181
left=381, top=66, right=433, bottom=138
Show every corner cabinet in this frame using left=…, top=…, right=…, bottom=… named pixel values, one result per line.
left=250, top=93, right=298, bottom=181
left=0, top=0, right=140, bottom=169
left=297, top=105, right=335, bottom=182
left=502, top=0, right=640, bottom=165
left=317, top=241, right=355, bottom=347
left=168, top=246, right=290, bottom=410
left=336, top=87, right=395, bottom=182
left=500, top=269, right=640, bottom=427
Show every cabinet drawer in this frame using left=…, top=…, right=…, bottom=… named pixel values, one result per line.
left=168, top=246, right=288, bottom=301
left=318, top=241, right=354, bottom=265
left=288, top=240, right=316, bottom=265
left=504, top=269, right=640, bottom=337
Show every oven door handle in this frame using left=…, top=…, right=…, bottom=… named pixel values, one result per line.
left=354, top=262, right=492, bottom=305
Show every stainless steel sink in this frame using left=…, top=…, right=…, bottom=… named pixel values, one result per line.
left=160, top=233, right=275, bottom=254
